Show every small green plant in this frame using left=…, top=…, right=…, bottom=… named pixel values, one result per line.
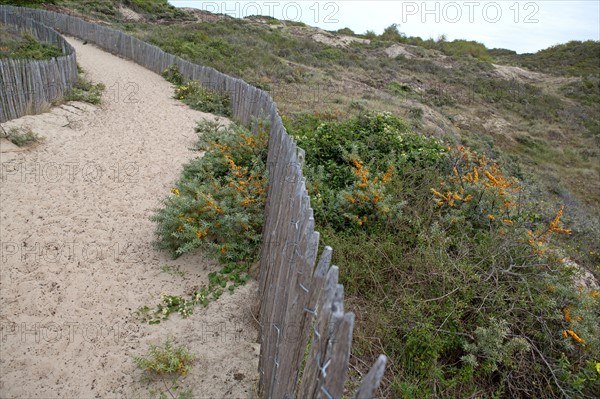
left=387, top=81, right=411, bottom=98
left=161, top=64, right=184, bottom=86
left=173, top=80, right=231, bottom=117
left=1, top=126, right=42, bottom=147
left=160, top=264, right=186, bottom=278
left=162, top=65, right=230, bottom=117
left=133, top=339, right=195, bottom=399
left=136, top=264, right=250, bottom=324
left=64, top=68, right=105, bottom=105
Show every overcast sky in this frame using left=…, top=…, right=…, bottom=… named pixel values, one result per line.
left=169, top=1, right=600, bottom=53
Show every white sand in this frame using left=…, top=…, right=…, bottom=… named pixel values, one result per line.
left=0, top=37, right=258, bottom=398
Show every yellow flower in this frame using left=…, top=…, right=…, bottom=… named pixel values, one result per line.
left=487, top=214, right=495, bottom=221
left=171, top=188, right=180, bottom=196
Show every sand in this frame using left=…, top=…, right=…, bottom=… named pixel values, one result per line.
left=0, top=37, right=259, bottom=398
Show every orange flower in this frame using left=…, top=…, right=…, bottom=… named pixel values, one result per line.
left=564, top=329, right=584, bottom=344
left=383, top=165, right=394, bottom=183
left=484, top=171, right=500, bottom=185
left=563, top=306, right=572, bottom=322
left=549, top=205, right=572, bottom=235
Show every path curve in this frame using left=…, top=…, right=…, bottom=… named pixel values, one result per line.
left=0, top=36, right=258, bottom=398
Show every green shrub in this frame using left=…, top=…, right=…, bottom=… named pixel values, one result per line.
left=1, top=126, right=42, bottom=147
left=288, top=112, right=445, bottom=229
left=64, top=72, right=105, bottom=105
left=286, top=112, right=600, bottom=398
left=0, top=31, right=63, bottom=60
left=337, top=27, right=355, bottom=36
left=173, top=81, right=231, bottom=117
left=152, top=119, right=268, bottom=261
left=161, top=64, right=184, bottom=86
left=379, top=24, right=404, bottom=42
left=439, top=39, right=491, bottom=61
left=146, top=120, right=267, bottom=322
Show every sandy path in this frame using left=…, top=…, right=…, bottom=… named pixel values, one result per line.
left=0, top=37, right=259, bottom=398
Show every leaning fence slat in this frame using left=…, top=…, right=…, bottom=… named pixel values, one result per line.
left=319, top=311, right=354, bottom=399
left=297, top=266, right=339, bottom=398
left=353, top=354, right=387, bottom=399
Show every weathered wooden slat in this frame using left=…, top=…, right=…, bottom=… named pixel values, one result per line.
left=297, top=266, right=339, bottom=397
left=353, top=355, right=387, bottom=399
left=318, top=310, right=354, bottom=399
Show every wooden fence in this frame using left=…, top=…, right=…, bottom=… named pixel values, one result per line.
left=0, top=8, right=77, bottom=122
left=0, top=5, right=387, bottom=398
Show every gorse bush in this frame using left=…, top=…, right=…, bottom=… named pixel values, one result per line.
left=152, top=119, right=268, bottom=262
left=289, top=111, right=446, bottom=230
left=148, top=119, right=267, bottom=322
left=286, top=112, right=600, bottom=398
left=161, top=64, right=184, bottom=86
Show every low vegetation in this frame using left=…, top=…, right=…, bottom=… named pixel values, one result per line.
left=64, top=68, right=105, bottom=105
left=287, top=111, right=599, bottom=398
left=145, top=119, right=267, bottom=323
left=133, top=339, right=195, bottom=399
left=55, top=0, right=192, bottom=22
left=0, top=28, right=62, bottom=60
left=491, top=40, right=600, bottom=77
left=0, top=126, right=42, bottom=146
left=162, top=65, right=231, bottom=117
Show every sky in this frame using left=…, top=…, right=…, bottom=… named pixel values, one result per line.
left=168, top=1, right=600, bottom=53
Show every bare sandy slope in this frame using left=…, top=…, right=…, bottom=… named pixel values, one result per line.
left=0, top=37, right=259, bottom=398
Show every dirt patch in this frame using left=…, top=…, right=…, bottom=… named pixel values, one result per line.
left=384, top=44, right=416, bottom=59
left=118, top=5, right=144, bottom=22
left=312, top=32, right=370, bottom=48
left=492, top=64, right=545, bottom=83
